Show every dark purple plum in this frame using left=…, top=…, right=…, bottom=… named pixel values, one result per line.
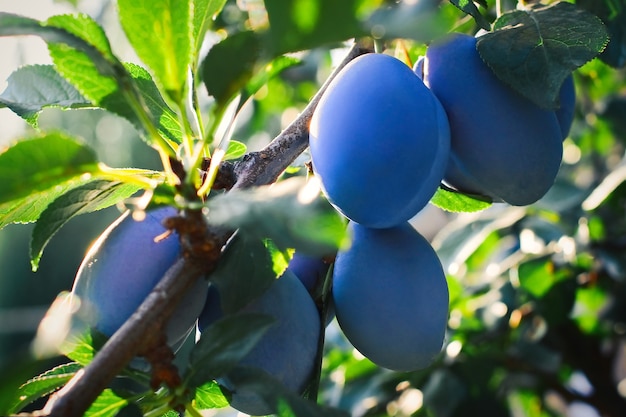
left=424, top=33, right=563, bottom=205
left=309, top=52, right=450, bottom=228
left=332, top=222, right=449, bottom=371
left=72, top=207, right=208, bottom=348
left=197, top=271, right=321, bottom=416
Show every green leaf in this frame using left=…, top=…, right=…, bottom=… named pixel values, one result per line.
left=430, top=186, right=492, bottom=213
left=476, top=2, right=609, bottom=109
left=206, top=177, right=348, bottom=256
left=0, top=133, right=99, bottom=206
left=8, top=362, right=82, bottom=414
left=240, top=55, right=302, bottom=107
left=118, top=0, right=192, bottom=102
left=192, top=0, right=227, bottom=60
left=187, top=313, right=274, bottom=388
left=223, top=140, right=247, bottom=161
left=201, top=31, right=262, bottom=107
left=577, top=0, right=626, bottom=67
left=85, top=389, right=128, bottom=417
left=263, top=0, right=365, bottom=55
left=61, top=330, right=108, bottom=366
left=30, top=180, right=142, bottom=271
left=210, top=234, right=278, bottom=314
left=449, top=0, right=490, bottom=30
left=517, top=256, right=567, bottom=298
left=194, top=381, right=230, bottom=409
left=45, top=14, right=181, bottom=145
left=0, top=64, right=90, bottom=126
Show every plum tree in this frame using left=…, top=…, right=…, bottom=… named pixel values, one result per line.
left=424, top=33, right=564, bottom=206
left=197, top=270, right=321, bottom=415
left=309, top=52, right=450, bottom=228
left=71, top=207, right=208, bottom=348
left=332, top=222, right=449, bottom=371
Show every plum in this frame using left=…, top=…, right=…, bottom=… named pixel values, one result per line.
left=287, top=252, right=330, bottom=293
left=72, top=207, right=208, bottom=349
left=197, top=271, right=321, bottom=416
left=424, top=33, right=563, bottom=205
left=309, top=52, right=450, bottom=228
left=332, top=222, right=449, bottom=371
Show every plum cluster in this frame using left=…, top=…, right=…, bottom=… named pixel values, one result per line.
left=69, top=32, right=577, bottom=416
left=308, top=34, right=576, bottom=373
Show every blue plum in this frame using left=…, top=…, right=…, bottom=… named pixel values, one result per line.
left=309, top=52, right=450, bottom=228
left=424, top=33, right=563, bottom=205
left=287, top=252, right=330, bottom=293
left=197, top=271, right=321, bottom=416
left=332, top=222, right=449, bottom=371
left=72, top=207, right=208, bottom=348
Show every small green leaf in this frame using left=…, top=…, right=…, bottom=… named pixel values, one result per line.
left=192, top=0, right=227, bottom=59
left=118, top=0, right=192, bottom=102
left=449, top=0, right=490, bottom=30
left=187, top=313, right=275, bottom=388
left=0, top=133, right=99, bottom=206
left=8, top=362, right=82, bottom=414
left=61, top=330, right=108, bottom=366
left=430, top=186, right=492, bottom=213
left=30, top=180, right=142, bottom=271
left=206, top=177, right=348, bottom=256
left=210, top=234, right=278, bottom=314
left=0, top=65, right=90, bottom=126
left=263, top=0, right=365, bottom=55
left=477, top=2, right=609, bottom=109
left=85, top=389, right=128, bottom=417
left=194, top=381, right=230, bottom=409
left=223, top=140, right=247, bottom=161
left=201, top=31, right=262, bottom=107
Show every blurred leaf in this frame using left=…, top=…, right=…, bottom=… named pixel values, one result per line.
left=226, top=366, right=350, bottom=417
left=223, top=140, right=247, bottom=160
left=209, top=234, right=278, bottom=313
left=264, top=0, right=365, bottom=55
left=508, top=340, right=561, bottom=374
left=118, top=0, right=192, bottom=101
left=0, top=64, right=90, bottom=126
left=194, top=381, right=230, bottom=409
left=582, top=162, right=626, bottom=211
left=365, top=0, right=457, bottom=43
left=192, top=0, right=227, bottom=59
left=61, top=330, right=108, bottom=366
left=477, top=2, right=608, bottom=109
left=240, top=55, right=302, bottom=108
left=0, top=133, right=99, bottom=206
left=201, top=31, right=262, bottom=107
left=187, top=313, right=275, bottom=388
left=206, top=177, right=348, bottom=256
left=30, top=180, right=143, bottom=271
left=0, top=354, right=56, bottom=416
left=572, top=285, right=609, bottom=334
left=448, top=0, right=490, bottom=30
left=517, top=257, right=560, bottom=298
left=8, top=362, right=81, bottom=414
left=422, top=369, right=467, bottom=417
left=85, top=389, right=128, bottom=417
left=431, top=186, right=492, bottom=213
left=577, top=0, right=626, bottom=67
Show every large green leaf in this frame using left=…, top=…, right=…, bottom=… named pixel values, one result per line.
left=187, top=313, right=275, bottom=388
left=0, top=133, right=99, bottom=206
left=476, top=2, right=608, bottom=109
left=8, top=362, right=82, bottom=414
left=263, top=0, right=366, bottom=55
left=0, top=65, right=90, bottom=126
left=192, top=0, right=227, bottom=60
left=29, top=180, right=142, bottom=271
left=118, top=0, right=192, bottom=102
left=205, top=177, right=347, bottom=256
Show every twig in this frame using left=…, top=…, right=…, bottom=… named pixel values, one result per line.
left=37, top=40, right=372, bottom=417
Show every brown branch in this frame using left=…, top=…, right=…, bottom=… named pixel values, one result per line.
left=35, top=40, right=372, bottom=417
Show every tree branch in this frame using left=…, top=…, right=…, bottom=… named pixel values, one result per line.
left=36, top=40, right=372, bottom=417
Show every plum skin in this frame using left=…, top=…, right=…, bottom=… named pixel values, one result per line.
left=197, top=271, right=321, bottom=416
left=72, top=207, right=208, bottom=348
left=309, top=52, right=450, bottom=228
left=287, top=252, right=330, bottom=292
left=332, top=222, right=449, bottom=371
left=424, top=33, right=563, bottom=206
